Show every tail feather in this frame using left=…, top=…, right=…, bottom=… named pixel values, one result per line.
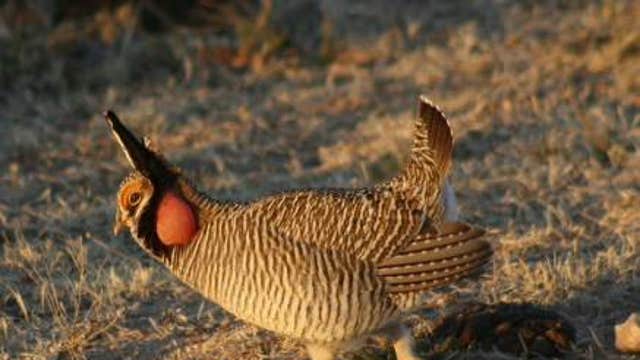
left=377, top=222, right=492, bottom=294
left=397, top=223, right=484, bottom=255
left=377, top=241, right=490, bottom=275
left=385, top=264, right=487, bottom=294
left=417, top=95, right=453, bottom=176
left=388, top=96, right=454, bottom=220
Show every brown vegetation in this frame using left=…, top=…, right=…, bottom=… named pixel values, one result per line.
left=1, top=0, right=639, bottom=358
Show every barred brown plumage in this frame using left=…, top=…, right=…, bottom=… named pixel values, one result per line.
left=105, top=96, right=493, bottom=360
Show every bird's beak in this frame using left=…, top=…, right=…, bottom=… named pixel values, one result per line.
left=103, top=110, right=174, bottom=185
left=113, top=206, right=126, bottom=236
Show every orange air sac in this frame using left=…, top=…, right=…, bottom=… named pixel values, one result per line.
left=156, top=192, right=198, bottom=246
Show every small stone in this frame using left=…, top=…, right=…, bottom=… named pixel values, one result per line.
left=615, top=313, right=640, bottom=353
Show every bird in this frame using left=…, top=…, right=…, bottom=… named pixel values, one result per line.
left=105, top=95, right=492, bottom=360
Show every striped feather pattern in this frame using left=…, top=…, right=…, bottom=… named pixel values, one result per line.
left=152, top=179, right=492, bottom=343
left=385, top=96, right=453, bottom=221
left=378, top=223, right=491, bottom=296
left=245, top=188, right=424, bottom=262
left=111, top=96, right=491, bottom=354
left=165, top=193, right=401, bottom=343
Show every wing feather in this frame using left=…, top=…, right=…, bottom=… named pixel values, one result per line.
left=377, top=222, right=492, bottom=294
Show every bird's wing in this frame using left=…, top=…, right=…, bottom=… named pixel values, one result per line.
left=248, top=188, right=427, bottom=263
left=376, top=222, right=492, bottom=294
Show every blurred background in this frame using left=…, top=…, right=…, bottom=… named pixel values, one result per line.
left=1, top=0, right=639, bottom=359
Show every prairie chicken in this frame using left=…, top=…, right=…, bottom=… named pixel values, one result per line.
left=106, top=96, right=492, bottom=360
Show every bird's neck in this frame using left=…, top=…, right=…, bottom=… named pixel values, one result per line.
left=159, top=179, right=246, bottom=301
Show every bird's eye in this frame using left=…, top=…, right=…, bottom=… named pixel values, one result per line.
left=129, top=192, right=142, bottom=206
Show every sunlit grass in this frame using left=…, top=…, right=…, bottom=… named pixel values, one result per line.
left=1, top=0, right=638, bottom=358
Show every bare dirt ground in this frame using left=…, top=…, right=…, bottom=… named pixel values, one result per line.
left=1, top=0, right=639, bottom=359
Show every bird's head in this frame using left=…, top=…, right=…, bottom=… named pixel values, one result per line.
left=105, top=111, right=198, bottom=259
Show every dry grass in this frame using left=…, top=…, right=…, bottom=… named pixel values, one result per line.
left=1, top=0, right=639, bottom=359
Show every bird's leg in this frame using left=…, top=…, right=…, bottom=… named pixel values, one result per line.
left=306, top=343, right=336, bottom=360
left=388, top=324, right=421, bottom=360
